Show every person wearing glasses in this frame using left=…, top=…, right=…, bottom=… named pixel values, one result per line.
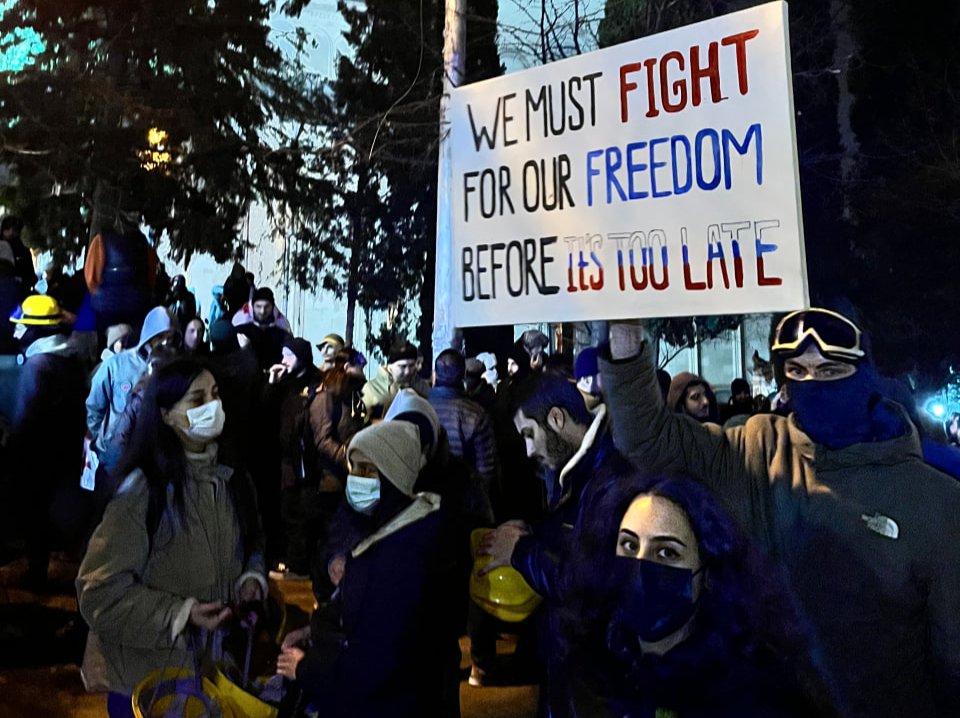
left=599, top=308, right=960, bottom=718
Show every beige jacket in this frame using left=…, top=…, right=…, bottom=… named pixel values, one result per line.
left=361, top=366, right=431, bottom=419
left=77, top=449, right=265, bottom=694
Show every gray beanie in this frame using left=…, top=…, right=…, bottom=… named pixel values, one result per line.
left=348, top=422, right=423, bottom=497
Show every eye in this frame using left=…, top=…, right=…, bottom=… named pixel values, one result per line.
left=655, top=546, right=681, bottom=561
left=784, top=364, right=806, bottom=379
left=618, top=536, right=639, bottom=555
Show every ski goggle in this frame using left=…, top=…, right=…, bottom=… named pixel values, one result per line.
left=771, top=308, right=865, bottom=361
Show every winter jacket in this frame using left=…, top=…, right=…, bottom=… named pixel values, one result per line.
left=11, top=335, right=87, bottom=485
left=83, top=230, right=157, bottom=317
left=77, top=450, right=266, bottom=695
left=601, top=345, right=960, bottom=718
left=230, top=303, right=291, bottom=333
left=296, top=495, right=457, bottom=718
left=86, top=308, right=174, bottom=454
left=512, top=406, right=632, bottom=601
left=361, top=366, right=431, bottom=420
left=568, top=634, right=837, bottom=718
left=429, top=385, right=497, bottom=523
left=305, top=384, right=366, bottom=492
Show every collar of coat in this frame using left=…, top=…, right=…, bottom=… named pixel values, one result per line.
left=350, top=491, right=441, bottom=559
left=558, top=403, right=607, bottom=493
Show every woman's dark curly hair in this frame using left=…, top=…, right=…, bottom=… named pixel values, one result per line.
left=557, top=473, right=836, bottom=711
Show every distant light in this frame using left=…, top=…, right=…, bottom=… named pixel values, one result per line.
left=926, top=400, right=947, bottom=419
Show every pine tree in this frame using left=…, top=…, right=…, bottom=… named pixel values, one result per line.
left=0, top=0, right=323, bottom=263
left=298, top=0, right=501, bottom=357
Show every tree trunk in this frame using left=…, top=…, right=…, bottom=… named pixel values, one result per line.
left=344, top=163, right=368, bottom=345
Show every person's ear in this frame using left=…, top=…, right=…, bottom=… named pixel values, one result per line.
left=547, top=406, right=565, bottom=432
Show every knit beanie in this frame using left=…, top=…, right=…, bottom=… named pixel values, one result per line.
left=348, top=421, right=423, bottom=497
left=388, top=339, right=418, bottom=364
left=574, top=347, right=599, bottom=380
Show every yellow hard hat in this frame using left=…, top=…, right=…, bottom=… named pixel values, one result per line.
left=10, top=294, right=64, bottom=326
left=469, top=528, right=542, bottom=623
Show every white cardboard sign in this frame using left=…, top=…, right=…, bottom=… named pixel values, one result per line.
left=446, top=1, right=807, bottom=327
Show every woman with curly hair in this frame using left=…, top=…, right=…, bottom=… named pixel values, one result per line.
left=557, top=473, right=843, bottom=718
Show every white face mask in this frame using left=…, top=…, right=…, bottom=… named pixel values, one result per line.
left=346, top=475, right=380, bottom=514
left=182, top=398, right=226, bottom=441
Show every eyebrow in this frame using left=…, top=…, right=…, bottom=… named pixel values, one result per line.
left=618, top=528, right=639, bottom=539
left=650, top=534, right=687, bottom=547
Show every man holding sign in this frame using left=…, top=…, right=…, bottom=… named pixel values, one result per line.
left=600, top=311, right=960, bottom=717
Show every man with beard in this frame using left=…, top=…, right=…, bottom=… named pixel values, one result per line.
left=232, top=287, right=291, bottom=370
left=600, top=310, right=960, bottom=718
left=478, top=371, right=630, bottom=708
left=361, top=339, right=430, bottom=419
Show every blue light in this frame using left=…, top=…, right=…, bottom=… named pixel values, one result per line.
left=926, top=399, right=947, bottom=419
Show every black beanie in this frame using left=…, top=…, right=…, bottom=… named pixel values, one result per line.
left=388, top=340, right=418, bottom=364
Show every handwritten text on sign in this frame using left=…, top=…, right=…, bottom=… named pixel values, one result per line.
left=447, top=1, right=807, bottom=327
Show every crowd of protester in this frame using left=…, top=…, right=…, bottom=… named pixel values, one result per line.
left=2, top=214, right=960, bottom=718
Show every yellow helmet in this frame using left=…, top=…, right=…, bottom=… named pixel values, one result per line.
left=10, top=294, right=64, bottom=326
left=469, top=528, right=542, bottom=623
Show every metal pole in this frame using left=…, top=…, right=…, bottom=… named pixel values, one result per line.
left=431, top=0, right=466, bottom=358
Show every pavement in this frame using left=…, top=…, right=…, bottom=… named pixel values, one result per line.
left=0, top=551, right=537, bottom=718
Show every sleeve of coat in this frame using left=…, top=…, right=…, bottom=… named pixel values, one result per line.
left=310, top=390, right=346, bottom=469
left=928, top=511, right=960, bottom=711
left=83, top=234, right=105, bottom=294
left=510, top=530, right=559, bottom=599
left=76, top=477, right=195, bottom=649
left=85, top=359, right=112, bottom=439
left=472, top=411, right=498, bottom=496
left=599, top=343, right=761, bottom=514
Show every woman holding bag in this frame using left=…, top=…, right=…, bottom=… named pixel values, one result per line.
left=77, top=358, right=266, bottom=718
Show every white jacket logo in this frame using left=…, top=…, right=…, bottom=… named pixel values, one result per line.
left=861, top=512, right=899, bottom=540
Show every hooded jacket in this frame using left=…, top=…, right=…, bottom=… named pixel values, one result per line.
left=601, top=344, right=960, bottom=718
left=85, top=307, right=175, bottom=454
left=667, top=371, right=719, bottom=423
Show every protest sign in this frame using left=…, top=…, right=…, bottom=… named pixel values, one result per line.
left=445, top=1, right=807, bottom=327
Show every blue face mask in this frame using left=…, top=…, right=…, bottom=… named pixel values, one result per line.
left=346, top=475, right=380, bottom=514
left=613, top=558, right=701, bottom=643
left=788, top=362, right=903, bottom=449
